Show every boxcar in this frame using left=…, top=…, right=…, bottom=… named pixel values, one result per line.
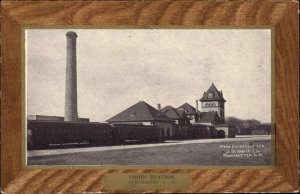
left=181, top=125, right=217, bottom=139
left=111, top=124, right=162, bottom=143
left=190, top=125, right=210, bottom=139
left=27, top=120, right=113, bottom=149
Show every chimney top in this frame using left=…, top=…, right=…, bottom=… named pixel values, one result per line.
left=66, top=31, right=78, bottom=38
left=157, top=103, right=161, bottom=112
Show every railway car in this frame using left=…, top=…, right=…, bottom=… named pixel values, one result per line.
left=176, top=126, right=189, bottom=140
left=184, top=125, right=218, bottom=139
left=208, top=126, right=218, bottom=138
left=191, top=125, right=210, bottom=139
left=27, top=120, right=113, bottom=149
left=111, top=124, right=162, bottom=143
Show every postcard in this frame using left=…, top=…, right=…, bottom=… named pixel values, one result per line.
left=25, top=28, right=273, bottom=167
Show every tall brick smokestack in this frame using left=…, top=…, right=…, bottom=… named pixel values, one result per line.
left=64, top=31, right=78, bottom=121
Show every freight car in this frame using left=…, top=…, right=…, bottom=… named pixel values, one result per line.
left=187, top=125, right=218, bottom=139
left=111, top=124, right=162, bottom=143
left=175, top=125, right=218, bottom=139
left=27, top=120, right=163, bottom=149
left=27, top=120, right=113, bottom=149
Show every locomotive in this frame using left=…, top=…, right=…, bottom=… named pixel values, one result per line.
left=27, top=120, right=162, bottom=149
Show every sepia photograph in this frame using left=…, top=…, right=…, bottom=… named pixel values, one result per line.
left=25, top=28, right=273, bottom=166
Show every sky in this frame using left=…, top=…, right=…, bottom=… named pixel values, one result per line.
left=26, top=28, right=272, bottom=123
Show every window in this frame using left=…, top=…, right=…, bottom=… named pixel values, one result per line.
left=208, top=92, right=213, bottom=98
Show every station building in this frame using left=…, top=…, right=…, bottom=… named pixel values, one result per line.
left=106, top=101, right=175, bottom=139
left=106, top=83, right=236, bottom=139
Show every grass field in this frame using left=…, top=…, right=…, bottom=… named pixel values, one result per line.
left=27, top=138, right=272, bottom=166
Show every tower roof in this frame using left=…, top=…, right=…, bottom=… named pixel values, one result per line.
left=106, top=101, right=173, bottom=122
left=200, top=83, right=226, bottom=102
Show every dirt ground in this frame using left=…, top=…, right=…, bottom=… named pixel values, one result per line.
left=27, top=138, right=272, bottom=166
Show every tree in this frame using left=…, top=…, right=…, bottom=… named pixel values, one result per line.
left=226, top=117, right=262, bottom=135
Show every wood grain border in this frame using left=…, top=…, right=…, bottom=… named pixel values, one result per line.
left=1, top=0, right=299, bottom=193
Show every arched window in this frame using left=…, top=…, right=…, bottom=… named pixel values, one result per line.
left=208, top=92, right=213, bottom=98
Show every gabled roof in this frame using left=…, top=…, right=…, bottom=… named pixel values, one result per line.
left=106, top=101, right=173, bottom=122
left=177, top=109, right=188, bottom=118
left=161, top=106, right=183, bottom=120
left=177, top=103, right=197, bottom=115
left=200, top=83, right=226, bottom=102
left=197, top=111, right=219, bottom=123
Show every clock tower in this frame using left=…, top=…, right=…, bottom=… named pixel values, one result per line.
left=199, top=83, right=226, bottom=124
